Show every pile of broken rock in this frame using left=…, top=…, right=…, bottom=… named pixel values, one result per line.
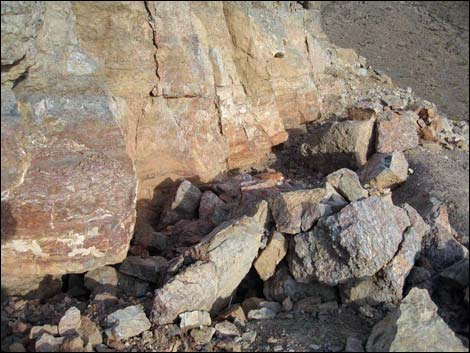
left=1, top=105, right=468, bottom=352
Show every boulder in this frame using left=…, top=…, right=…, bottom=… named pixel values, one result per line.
left=359, top=152, right=409, bottom=190
left=325, top=168, right=368, bottom=202
left=289, top=197, right=410, bottom=285
left=152, top=202, right=267, bottom=324
left=118, top=256, right=168, bottom=283
left=1, top=2, right=137, bottom=297
left=340, top=204, right=429, bottom=304
left=105, top=305, right=151, bottom=340
left=366, top=288, right=467, bottom=352
left=301, top=119, right=374, bottom=172
left=254, top=231, right=288, bottom=281
left=376, top=111, right=419, bottom=153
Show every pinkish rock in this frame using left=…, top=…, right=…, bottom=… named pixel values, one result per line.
left=376, top=111, right=419, bottom=153
left=359, top=152, right=409, bottom=190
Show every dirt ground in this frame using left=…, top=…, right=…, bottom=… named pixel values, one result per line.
left=322, top=1, right=469, bottom=122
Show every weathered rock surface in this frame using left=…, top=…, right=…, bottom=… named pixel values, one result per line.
left=105, top=305, right=151, bottom=340
left=179, top=310, right=211, bottom=330
left=198, top=191, right=231, bottom=225
left=341, top=204, right=429, bottom=305
left=1, top=1, right=137, bottom=297
left=84, top=266, right=119, bottom=293
left=376, top=111, right=419, bottom=153
left=301, top=119, right=374, bottom=173
left=118, top=256, right=168, bottom=284
left=58, top=307, right=81, bottom=337
left=439, top=258, right=469, bottom=289
left=289, top=197, right=410, bottom=285
left=152, top=202, right=267, bottom=324
left=263, top=265, right=337, bottom=303
left=366, top=288, right=467, bottom=352
left=326, top=168, right=368, bottom=202
left=359, top=152, right=409, bottom=190
left=254, top=231, right=288, bottom=281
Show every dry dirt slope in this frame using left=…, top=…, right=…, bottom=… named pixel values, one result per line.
left=322, top=1, right=469, bottom=122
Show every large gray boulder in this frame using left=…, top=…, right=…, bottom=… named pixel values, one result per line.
left=289, top=197, right=410, bottom=285
left=366, top=288, right=467, bottom=352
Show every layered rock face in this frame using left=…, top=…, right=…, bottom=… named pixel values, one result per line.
left=0, top=1, right=333, bottom=295
left=1, top=2, right=137, bottom=296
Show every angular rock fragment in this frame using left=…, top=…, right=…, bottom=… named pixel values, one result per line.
left=199, top=191, right=231, bottom=225
left=247, top=307, right=277, bottom=320
left=289, top=197, right=410, bottom=285
left=179, top=311, right=211, bottom=330
left=348, top=100, right=382, bottom=121
left=340, top=204, right=429, bottom=304
left=439, top=258, right=469, bottom=289
left=214, top=321, right=240, bottom=337
left=191, top=327, right=216, bottom=345
left=254, top=231, right=287, bottom=281
left=218, top=304, right=247, bottom=324
left=160, top=180, right=202, bottom=225
left=326, top=168, right=368, bottom=202
left=241, top=297, right=265, bottom=316
left=301, top=119, right=374, bottom=172
left=78, top=316, right=102, bottom=349
left=270, top=188, right=326, bottom=234
left=263, top=265, right=337, bottom=303
left=58, top=307, right=81, bottom=337
left=35, top=333, right=64, bottom=352
left=132, top=224, right=168, bottom=253
left=60, top=336, right=84, bottom=352
left=118, top=256, right=168, bottom=283
left=84, top=266, right=119, bottom=293
left=381, top=94, right=407, bottom=110
left=105, top=305, right=151, bottom=340
left=152, top=201, right=267, bottom=324
left=30, top=325, right=59, bottom=340
left=366, top=288, right=467, bottom=352
left=376, top=111, right=419, bottom=153
left=117, top=273, right=149, bottom=298
left=359, top=152, right=409, bottom=190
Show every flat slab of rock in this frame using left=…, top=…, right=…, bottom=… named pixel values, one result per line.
left=254, top=231, right=287, bottom=281
left=376, top=111, right=419, bottom=153
left=119, top=256, right=168, bottom=283
left=152, top=200, right=267, bottom=324
left=289, top=196, right=410, bottom=285
left=359, top=152, right=409, bottom=190
left=105, top=305, right=151, bottom=340
left=366, top=288, right=467, bottom=352
left=326, top=168, right=368, bottom=202
left=301, top=119, right=374, bottom=173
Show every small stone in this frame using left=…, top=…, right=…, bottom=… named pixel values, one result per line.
left=78, top=316, right=102, bottom=348
left=241, top=331, right=257, bottom=344
left=58, top=307, right=82, bottom=337
left=274, top=345, right=284, bottom=351
left=199, top=190, right=231, bottom=225
left=310, top=343, right=321, bottom=350
left=247, top=307, right=277, bottom=320
left=84, top=266, right=119, bottom=292
left=60, top=336, right=84, bottom=352
left=35, top=333, right=64, bottom=352
left=293, top=296, right=321, bottom=313
left=326, top=168, right=368, bottom=202
left=11, top=320, right=30, bottom=335
left=117, top=273, right=149, bottom=297
left=30, top=325, right=59, bottom=340
left=254, top=231, right=287, bottom=281
left=191, top=327, right=216, bottom=345
left=345, top=336, right=363, bottom=352
left=105, top=305, right=151, bottom=340
left=119, top=256, right=168, bottom=283
left=218, top=304, right=247, bottom=324
left=282, top=297, right=293, bottom=312
left=162, top=180, right=202, bottom=224
left=348, top=100, right=381, bottom=121
left=8, top=343, right=26, bottom=352
left=260, top=301, right=282, bottom=314
left=179, top=310, right=211, bottom=330
left=241, top=297, right=264, bottom=316
left=215, top=338, right=242, bottom=352
left=359, top=152, right=408, bottom=190
left=214, top=321, right=240, bottom=337
left=318, top=301, right=338, bottom=313
left=381, top=94, right=406, bottom=110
